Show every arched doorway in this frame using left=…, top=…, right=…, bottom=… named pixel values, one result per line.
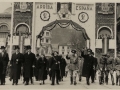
left=15, top=23, right=30, bottom=53
left=37, top=20, right=90, bottom=56
left=0, top=24, right=9, bottom=52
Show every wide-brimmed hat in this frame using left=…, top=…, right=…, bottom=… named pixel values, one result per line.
left=14, top=46, right=20, bottom=50
left=26, top=46, right=31, bottom=49
left=0, top=46, right=5, bottom=49
left=71, top=50, right=76, bottom=53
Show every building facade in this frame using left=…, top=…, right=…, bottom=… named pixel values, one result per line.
left=0, top=2, right=118, bottom=59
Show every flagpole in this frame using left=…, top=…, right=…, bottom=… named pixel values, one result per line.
left=9, top=2, right=14, bottom=60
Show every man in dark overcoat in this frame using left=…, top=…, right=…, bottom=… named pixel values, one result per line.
left=0, top=46, right=9, bottom=85
left=23, top=46, right=36, bottom=85
left=10, top=46, right=24, bottom=85
left=49, top=51, right=61, bottom=85
left=81, top=49, right=94, bottom=85
left=91, top=52, right=98, bottom=83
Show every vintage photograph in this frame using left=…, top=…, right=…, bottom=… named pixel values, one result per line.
left=0, top=1, right=119, bottom=89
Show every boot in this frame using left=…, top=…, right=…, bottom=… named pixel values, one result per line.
left=70, top=77, right=73, bottom=85
left=86, top=77, right=90, bottom=85
left=105, top=77, right=108, bottom=85
left=73, top=77, right=77, bottom=85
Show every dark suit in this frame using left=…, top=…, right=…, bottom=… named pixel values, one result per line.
left=91, top=57, right=98, bottom=82
left=10, top=53, right=24, bottom=84
left=23, top=52, right=36, bottom=84
left=49, top=55, right=61, bottom=85
left=81, top=52, right=94, bottom=84
left=0, top=52, right=9, bottom=85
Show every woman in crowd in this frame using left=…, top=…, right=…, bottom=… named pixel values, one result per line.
left=37, top=54, right=48, bottom=85
left=34, top=54, right=40, bottom=81
left=77, top=56, right=84, bottom=82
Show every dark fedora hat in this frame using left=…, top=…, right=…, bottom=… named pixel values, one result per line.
left=71, top=50, right=76, bottom=53
left=0, top=46, right=5, bottom=49
left=26, top=46, right=31, bottom=49
left=15, top=46, right=20, bottom=50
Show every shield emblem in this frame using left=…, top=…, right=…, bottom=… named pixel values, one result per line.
left=20, top=2, right=27, bottom=10
left=60, top=4, right=69, bottom=14
left=101, top=3, right=110, bottom=12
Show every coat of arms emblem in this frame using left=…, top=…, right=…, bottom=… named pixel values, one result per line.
left=57, top=3, right=72, bottom=20
left=20, top=2, right=27, bottom=10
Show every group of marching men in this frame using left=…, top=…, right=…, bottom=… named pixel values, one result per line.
left=0, top=45, right=120, bottom=86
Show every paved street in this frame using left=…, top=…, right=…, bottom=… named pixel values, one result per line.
left=0, top=74, right=120, bottom=89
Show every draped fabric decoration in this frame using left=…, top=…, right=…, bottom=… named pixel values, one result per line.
left=38, top=20, right=90, bottom=42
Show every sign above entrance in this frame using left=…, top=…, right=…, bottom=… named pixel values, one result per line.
left=36, top=3, right=53, bottom=9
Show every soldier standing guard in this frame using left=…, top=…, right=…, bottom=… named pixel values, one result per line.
left=23, top=46, right=36, bottom=85
left=10, top=46, right=24, bottom=85
left=0, top=46, right=9, bottom=85
left=81, top=49, right=94, bottom=85
left=66, top=50, right=78, bottom=85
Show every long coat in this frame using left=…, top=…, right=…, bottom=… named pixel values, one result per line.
left=23, top=53, right=36, bottom=78
left=10, top=53, right=23, bottom=79
left=0, top=52, right=9, bottom=77
left=60, top=58, right=67, bottom=77
left=36, top=57, right=48, bottom=80
left=81, top=52, right=94, bottom=77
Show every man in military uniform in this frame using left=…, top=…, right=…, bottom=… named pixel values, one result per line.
left=91, top=52, right=98, bottom=83
left=0, top=46, right=9, bottom=85
left=106, top=54, right=115, bottom=85
left=10, top=46, right=24, bottom=85
left=98, top=54, right=115, bottom=85
left=115, top=56, right=120, bottom=85
left=49, top=51, right=61, bottom=85
left=23, top=46, right=36, bottom=85
left=66, top=50, right=78, bottom=85
left=81, top=49, right=94, bottom=85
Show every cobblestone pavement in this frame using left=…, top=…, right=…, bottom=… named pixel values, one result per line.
left=0, top=74, right=120, bottom=89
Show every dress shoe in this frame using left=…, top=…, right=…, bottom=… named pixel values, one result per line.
left=87, top=82, right=90, bottom=85
left=112, top=83, right=115, bottom=85
left=12, top=83, right=14, bottom=85
left=51, top=83, right=54, bottom=85
left=74, top=81, right=77, bottom=85
left=116, top=83, right=118, bottom=85
left=40, top=83, right=42, bottom=85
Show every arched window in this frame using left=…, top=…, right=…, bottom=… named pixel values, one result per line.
left=16, top=24, right=29, bottom=34
left=0, top=25, right=8, bottom=38
left=0, top=25, right=8, bottom=31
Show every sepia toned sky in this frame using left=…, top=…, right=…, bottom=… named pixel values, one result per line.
left=0, top=2, right=12, bottom=13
